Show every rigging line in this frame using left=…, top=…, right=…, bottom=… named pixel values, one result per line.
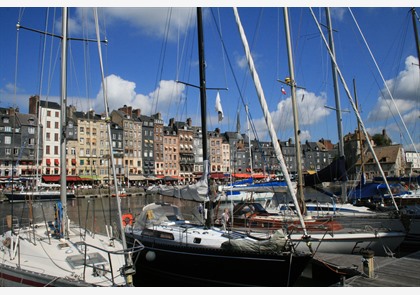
left=209, top=9, right=254, bottom=132
left=153, top=8, right=172, bottom=115
left=38, top=8, right=49, bottom=101
left=82, top=8, right=93, bottom=111
left=309, top=7, right=400, bottom=213
left=215, top=8, right=229, bottom=91
left=209, top=8, right=266, bottom=161
left=93, top=8, right=133, bottom=283
left=348, top=8, right=418, bottom=154
left=45, top=8, right=59, bottom=102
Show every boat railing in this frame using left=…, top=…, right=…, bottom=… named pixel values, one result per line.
left=75, top=239, right=144, bottom=285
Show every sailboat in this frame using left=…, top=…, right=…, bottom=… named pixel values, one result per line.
left=0, top=8, right=143, bottom=287
left=124, top=8, right=312, bottom=287
left=233, top=7, right=406, bottom=257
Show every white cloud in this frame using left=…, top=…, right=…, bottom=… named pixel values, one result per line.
left=330, top=8, right=347, bottom=21
left=102, top=8, right=195, bottom=41
left=251, top=89, right=330, bottom=140
left=367, top=55, right=420, bottom=122
left=94, top=74, right=185, bottom=119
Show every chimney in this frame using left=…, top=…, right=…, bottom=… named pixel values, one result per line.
left=215, top=127, right=220, bottom=135
left=118, top=105, right=133, bottom=118
left=88, top=108, right=95, bottom=118
left=29, top=95, right=40, bottom=115
left=169, top=118, right=174, bottom=127
left=8, top=107, right=15, bottom=116
left=186, top=118, right=192, bottom=127
left=133, top=109, right=141, bottom=117
left=67, top=105, right=76, bottom=117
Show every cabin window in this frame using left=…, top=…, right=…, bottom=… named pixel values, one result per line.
left=193, top=238, right=202, bottom=244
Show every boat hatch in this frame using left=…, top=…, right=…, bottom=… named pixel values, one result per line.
left=66, top=252, right=108, bottom=269
left=193, top=238, right=202, bottom=244
left=142, top=228, right=175, bottom=240
left=57, top=242, right=70, bottom=249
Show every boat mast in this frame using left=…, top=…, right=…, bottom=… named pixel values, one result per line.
left=60, top=7, right=69, bottom=238
left=412, top=8, right=420, bottom=62
left=92, top=8, right=135, bottom=285
left=232, top=7, right=309, bottom=237
left=309, top=8, right=399, bottom=212
left=326, top=8, right=347, bottom=203
left=283, top=8, right=306, bottom=215
left=197, top=8, right=212, bottom=228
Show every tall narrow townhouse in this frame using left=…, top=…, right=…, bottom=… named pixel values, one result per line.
left=111, top=106, right=142, bottom=185
left=29, top=95, right=61, bottom=177
left=152, top=113, right=164, bottom=177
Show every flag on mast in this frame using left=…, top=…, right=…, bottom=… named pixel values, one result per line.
left=215, top=91, right=224, bottom=122
left=281, top=87, right=287, bottom=95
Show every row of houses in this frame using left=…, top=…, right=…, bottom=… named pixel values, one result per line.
left=0, top=95, right=418, bottom=186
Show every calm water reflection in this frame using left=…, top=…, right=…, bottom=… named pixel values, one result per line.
left=0, top=193, right=206, bottom=235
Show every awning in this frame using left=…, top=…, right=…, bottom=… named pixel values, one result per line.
left=210, top=173, right=228, bottom=179
left=71, top=159, right=77, bottom=165
left=43, top=175, right=83, bottom=182
left=54, top=159, right=59, bottom=166
left=128, top=175, right=146, bottom=181
left=79, top=175, right=100, bottom=181
left=232, top=173, right=251, bottom=178
left=46, top=159, right=51, bottom=166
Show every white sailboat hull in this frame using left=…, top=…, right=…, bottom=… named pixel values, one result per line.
left=291, top=231, right=406, bottom=256
left=0, top=220, right=128, bottom=287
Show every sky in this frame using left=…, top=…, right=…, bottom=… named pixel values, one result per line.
left=0, top=1, right=419, bottom=154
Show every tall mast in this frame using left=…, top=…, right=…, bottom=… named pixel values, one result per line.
left=283, top=8, right=306, bottom=215
left=412, top=8, right=420, bottom=62
left=233, top=7, right=309, bottom=236
left=60, top=7, right=69, bottom=238
left=197, top=8, right=211, bottom=228
left=325, top=8, right=347, bottom=202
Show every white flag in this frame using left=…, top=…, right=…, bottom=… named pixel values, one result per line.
left=215, top=91, right=224, bottom=122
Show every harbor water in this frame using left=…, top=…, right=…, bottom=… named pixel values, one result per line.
left=1, top=187, right=413, bottom=287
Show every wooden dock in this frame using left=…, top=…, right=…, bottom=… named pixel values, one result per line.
left=311, top=251, right=420, bottom=287
left=341, top=250, right=420, bottom=287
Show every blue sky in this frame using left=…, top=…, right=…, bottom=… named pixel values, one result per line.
left=0, top=2, right=419, bottom=153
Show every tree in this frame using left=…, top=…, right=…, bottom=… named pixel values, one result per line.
left=372, top=133, right=392, bottom=146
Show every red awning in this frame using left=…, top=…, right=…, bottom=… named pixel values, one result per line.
left=43, top=175, right=83, bottom=182
left=43, top=175, right=59, bottom=182
left=54, top=159, right=59, bottom=166
left=71, top=159, right=76, bottom=165
left=252, top=173, right=266, bottom=179
left=210, top=173, right=227, bottom=179
left=232, top=173, right=251, bottom=178
left=46, top=159, right=51, bottom=166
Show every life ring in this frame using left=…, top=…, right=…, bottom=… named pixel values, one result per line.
left=122, top=213, right=134, bottom=227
